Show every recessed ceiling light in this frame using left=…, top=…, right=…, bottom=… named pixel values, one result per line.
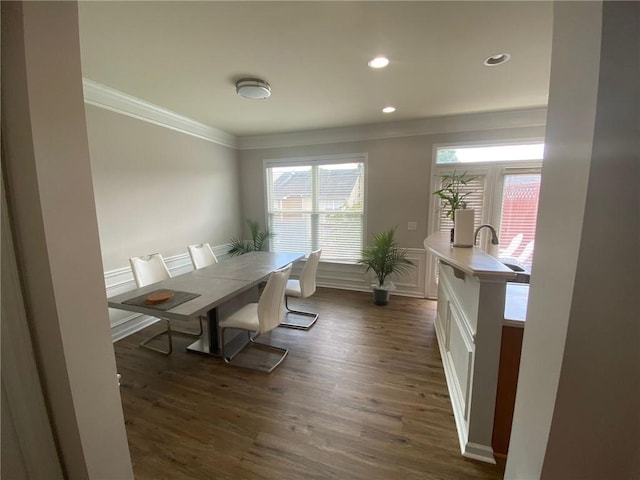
left=382, top=106, right=396, bottom=113
left=368, top=56, right=390, bottom=69
left=236, top=78, right=271, bottom=99
left=483, top=53, right=511, bottom=67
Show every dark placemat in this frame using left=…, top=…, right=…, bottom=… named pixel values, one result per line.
left=122, top=290, right=201, bottom=311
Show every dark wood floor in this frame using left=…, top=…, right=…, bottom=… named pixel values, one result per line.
left=114, top=288, right=505, bottom=480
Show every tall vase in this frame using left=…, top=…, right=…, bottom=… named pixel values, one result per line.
left=453, top=208, right=475, bottom=247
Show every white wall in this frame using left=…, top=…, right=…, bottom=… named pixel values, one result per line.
left=85, top=105, right=241, bottom=272
left=1, top=2, right=133, bottom=478
left=506, top=2, right=640, bottom=478
left=239, top=124, right=545, bottom=249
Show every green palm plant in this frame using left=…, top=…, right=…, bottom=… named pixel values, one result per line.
left=228, top=220, right=274, bottom=256
left=433, top=170, right=477, bottom=221
left=359, top=226, right=415, bottom=288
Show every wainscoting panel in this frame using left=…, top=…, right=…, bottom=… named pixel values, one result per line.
left=314, top=248, right=427, bottom=298
left=447, top=300, right=474, bottom=421
left=107, top=252, right=194, bottom=342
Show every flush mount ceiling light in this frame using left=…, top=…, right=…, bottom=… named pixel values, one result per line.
left=483, top=53, right=511, bottom=67
left=236, top=78, right=271, bottom=99
left=368, top=56, right=390, bottom=69
left=382, top=106, right=396, bottom=113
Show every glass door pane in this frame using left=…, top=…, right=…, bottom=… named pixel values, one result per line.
left=498, top=173, right=541, bottom=269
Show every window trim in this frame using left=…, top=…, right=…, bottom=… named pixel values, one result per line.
left=263, top=153, right=368, bottom=264
left=432, top=138, right=546, bottom=166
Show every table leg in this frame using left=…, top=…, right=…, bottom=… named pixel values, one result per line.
left=186, top=308, right=220, bottom=356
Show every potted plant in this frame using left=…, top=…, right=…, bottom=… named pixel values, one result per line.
left=228, top=220, right=274, bottom=256
left=359, top=226, right=415, bottom=306
left=433, top=170, right=476, bottom=241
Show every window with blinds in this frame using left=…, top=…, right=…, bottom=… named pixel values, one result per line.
left=265, top=160, right=365, bottom=263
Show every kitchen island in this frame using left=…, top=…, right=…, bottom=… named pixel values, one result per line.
left=424, top=232, right=517, bottom=463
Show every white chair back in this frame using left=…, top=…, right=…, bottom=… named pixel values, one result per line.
left=299, top=249, right=321, bottom=298
left=188, top=243, right=218, bottom=269
left=258, top=264, right=292, bottom=333
left=129, top=253, right=171, bottom=288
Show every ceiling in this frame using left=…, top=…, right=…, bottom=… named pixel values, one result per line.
left=77, top=1, right=553, bottom=138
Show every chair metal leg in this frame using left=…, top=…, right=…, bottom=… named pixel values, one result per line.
left=139, top=316, right=204, bottom=355
left=221, top=328, right=288, bottom=373
left=279, top=295, right=319, bottom=330
left=171, top=315, right=204, bottom=338
left=140, top=319, right=173, bottom=355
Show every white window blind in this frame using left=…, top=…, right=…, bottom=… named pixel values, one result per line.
left=266, top=160, right=365, bottom=263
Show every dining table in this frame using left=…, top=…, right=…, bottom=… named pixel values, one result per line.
left=107, top=251, right=304, bottom=357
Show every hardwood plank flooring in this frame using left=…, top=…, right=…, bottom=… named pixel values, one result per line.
left=114, top=288, right=505, bottom=479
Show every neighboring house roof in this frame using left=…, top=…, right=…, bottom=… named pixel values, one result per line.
left=272, top=169, right=360, bottom=199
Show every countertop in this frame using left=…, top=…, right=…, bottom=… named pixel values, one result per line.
left=424, top=233, right=517, bottom=281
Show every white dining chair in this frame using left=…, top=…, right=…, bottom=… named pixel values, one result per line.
left=218, top=263, right=292, bottom=373
left=280, top=249, right=322, bottom=330
left=188, top=243, right=218, bottom=270
left=130, top=252, right=170, bottom=288
left=129, top=253, right=203, bottom=355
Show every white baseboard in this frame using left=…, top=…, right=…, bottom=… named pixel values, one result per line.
left=463, top=443, right=497, bottom=464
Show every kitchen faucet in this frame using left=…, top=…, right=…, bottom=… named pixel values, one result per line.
left=474, top=224, right=499, bottom=246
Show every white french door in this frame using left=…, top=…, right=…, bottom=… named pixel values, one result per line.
left=493, top=170, right=542, bottom=269
left=426, top=147, right=543, bottom=298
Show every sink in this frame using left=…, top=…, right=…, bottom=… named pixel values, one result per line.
left=498, top=258, right=531, bottom=283
left=502, top=262, right=526, bottom=272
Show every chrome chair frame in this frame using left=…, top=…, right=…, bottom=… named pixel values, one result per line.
left=220, top=329, right=289, bottom=374
left=280, top=249, right=321, bottom=331
left=139, top=316, right=204, bottom=355
left=282, top=296, right=319, bottom=330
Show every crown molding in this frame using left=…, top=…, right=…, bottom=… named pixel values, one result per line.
left=237, top=107, right=547, bottom=150
left=82, top=79, right=238, bottom=149
left=83, top=78, right=546, bottom=151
